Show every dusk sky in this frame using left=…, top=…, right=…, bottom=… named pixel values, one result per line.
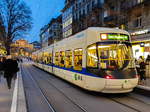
left=24, top=0, right=65, bottom=42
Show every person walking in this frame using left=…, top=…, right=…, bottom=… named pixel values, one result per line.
left=146, top=55, right=150, bottom=78
left=3, top=55, right=19, bottom=89
left=138, top=56, right=147, bottom=85
left=0, top=57, right=4, bottom=82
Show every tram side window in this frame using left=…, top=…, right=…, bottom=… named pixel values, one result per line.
left=39, top=53, right=43, bottom=63
left=37, top=55, right=40, bottom=63
left=32, top=55, right=37, bottom=62
left=74, top=49, right=82, bottom=71
left=55, top=52, right=59, bottom=66
left=59, top=51, right=65, bottom=67
left=65, top=50, right=72, bottom=68
left=43, top=52, right=49, bottom=64
left=35, top=55, right=38, bottom=62
left=87, top=44, right=98, bottom=68
left=48, top=53, right=52, bottom=64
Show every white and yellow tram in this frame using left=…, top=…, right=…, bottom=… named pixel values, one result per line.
left=32, top=27, right=138, bottom=93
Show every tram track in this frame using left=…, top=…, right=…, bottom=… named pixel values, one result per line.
left=29, top=65, right=144, bottom=112
left=109, top=98, right=141, bottom=112
left=23, top=63, right=150, bottom=112
left=21, top=65, right=56, bottom=112
left=105, top=90, right=150, bottom=112
left=126, top=94, right=150, bottom=105
left=31, top=64, right=149, bottom=112
left=23, top=64, right=88, bottom=112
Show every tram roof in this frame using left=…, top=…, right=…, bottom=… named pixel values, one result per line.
left=33, top=27, right=130, bottom=53
left=87, top=27, right=129, bottom=34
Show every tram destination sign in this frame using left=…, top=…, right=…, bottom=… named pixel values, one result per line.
left=107, top=34, right=129, bottom=41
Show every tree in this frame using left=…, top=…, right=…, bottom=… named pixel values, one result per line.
left=0, top=0, right=32, bottom=55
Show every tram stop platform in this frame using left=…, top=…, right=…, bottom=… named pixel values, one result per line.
left=135, top=78, right=150, bottom=97
left=0, top=70, right=27, bottom=112
left=135, top=63, right=150, bottom=97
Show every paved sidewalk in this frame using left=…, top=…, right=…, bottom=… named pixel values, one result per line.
left=0, top=64, right=27, bottom=112
left=143, top=78, right=150, bottom=86
left=0, top=75, right=14, bottom=112
left=137, top=78, right=150, bottom=87
left=135, top=78, right=150, bottom=97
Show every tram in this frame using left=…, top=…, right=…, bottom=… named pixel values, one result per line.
left=32, top=27, right=138, bottom=93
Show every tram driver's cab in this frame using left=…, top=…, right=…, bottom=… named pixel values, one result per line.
left=87, top=41, right=136, bottom=79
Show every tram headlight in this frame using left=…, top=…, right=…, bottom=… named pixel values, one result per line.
left=101, top=34, right=108, bottom=40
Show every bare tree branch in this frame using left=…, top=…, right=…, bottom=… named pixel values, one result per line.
left=0, top=0, right=32, bottom=54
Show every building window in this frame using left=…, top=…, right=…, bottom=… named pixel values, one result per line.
left=87, top=4, right=90, bottom=13
left=92, top=1, right=95, bottom=8
left=104, top=10, right=108, bottom=18
left=79, top=10, right=81, bottom=17
left=137, top=0, right=143, bottom=4
left=133, top=16, right=142, bottom=27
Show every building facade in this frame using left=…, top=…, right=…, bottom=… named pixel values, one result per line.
left=72, top=0, right=104, bottom=34
left=30, top=41, right=41, bottom=51
left=40, top=0, right=150, bottom=59
left=40, top=15, right=62, bottom=48
left=11, top=39, right=33, bottom=57
left=62, top=0, right=104, bottom=37
left=123, top=0, right=150, bottom=59
left=48, top=15, right=62, bottom=45
left=62, top=0, right=73, bottom=38
left=40, top=25, right=49, bottom=48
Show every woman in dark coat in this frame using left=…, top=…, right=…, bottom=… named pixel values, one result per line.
left=3, top=58, right=19, bottom=89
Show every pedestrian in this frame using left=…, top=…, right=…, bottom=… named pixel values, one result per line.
left=138, top=56, right=147, bottom=85
left=3, top=55, right=19, bottom=89
left=146, top=54, right=150, bottom=78
left=146, top=54, right=150, bottom=62
left=135, top=59, right=140, bottom=77
left=0, top=57, right=4, bottom=82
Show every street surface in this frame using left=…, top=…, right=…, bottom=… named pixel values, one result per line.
left=22, top=63, right=150, bottom=112
left=0, top=74, right=14, bottom=112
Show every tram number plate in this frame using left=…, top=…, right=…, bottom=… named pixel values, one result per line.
left=122, top=80, right=132, bottom=89
left=74, top=74, right=82, bottom=81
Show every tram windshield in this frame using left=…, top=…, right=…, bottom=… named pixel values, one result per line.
left=87, top=41, right=135, bottom=71
left=98, top=41, right=134, bottom=70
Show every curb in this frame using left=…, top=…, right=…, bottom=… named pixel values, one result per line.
left=10, top=72, right=18, bottom=112
left=11, top=66, right=27, bottom=112
left=134, top=85, right=150, bottom=97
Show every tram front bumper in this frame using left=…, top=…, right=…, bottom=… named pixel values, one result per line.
left=101, top=78, right=138, bottom=93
